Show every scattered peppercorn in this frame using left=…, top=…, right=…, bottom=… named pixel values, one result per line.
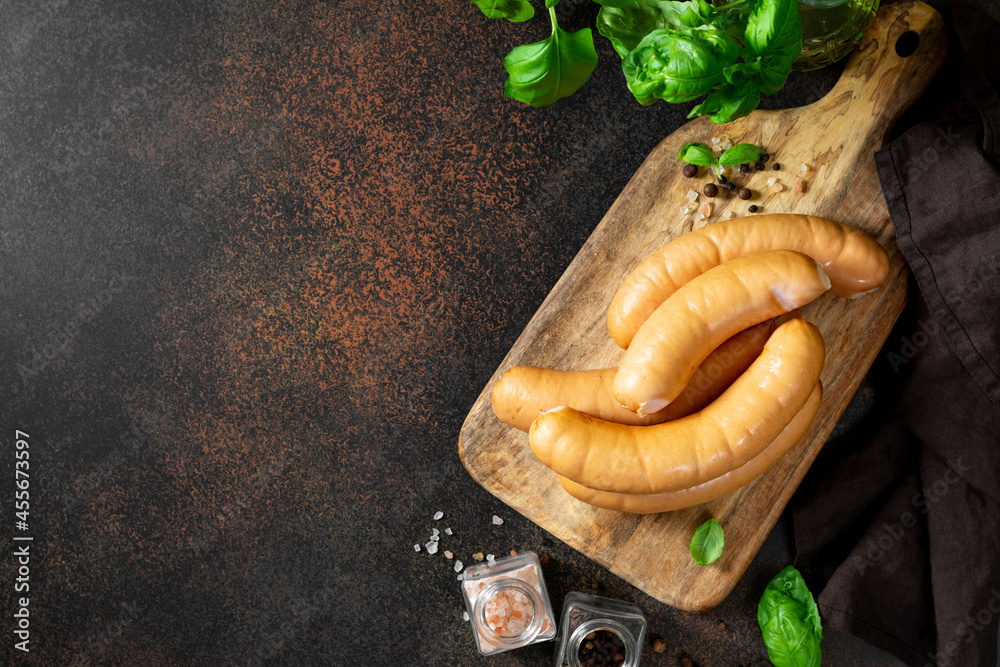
left=749, top=205, right=759, bottom=212
left=539, top=554, right=550, bottom=566
left=761, top=153, right=770, bottom=162
left=755, top=161, right=765, bottom=171
left=772, top=163, right=781, bottom=170
left=724, top=182, right=737, bottom=192
left=738, top=187, right=752, bottom=200
left=703, top=183, right=718, bottom=197
left=739, top=163, right=750, bottom=173
left=683, top=164, right=698, bottom=178
left=717, top=175, right=728, bottom=184
left=652, top=637, right=667, bottom=653
left=677, top=652, right=700, bottom=667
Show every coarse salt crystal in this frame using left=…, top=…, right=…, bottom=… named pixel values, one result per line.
left=772, top=183, right=784, bottom=192
left=413, top=544, right=421, bottom=552
left=463, top=611, right=470, bottom=621
left=430, top=534, right=439, bottom=542
left=487, top=554, right=496, bottom=563
left=426, top=541, right=439, bottom=555
left=444, top=550, right=454, bottom=559
left=712, top=144, right=723, bottom=153
left=767, top=177, right=777, bottom=186
left=721, top=141, right=732, bottom=150
left=721, top=210, right=733, bottom=220
left=687, top=190, right=698, bottom=202
left=711, top=137, right=720, bottom=145
left=492, top=515, right=504, bottom=525
left=801, top=163, right=810, bottom=172
left=695, top=213, right=704, bottom=221
left=433, top=511, right=444, bottom=520
left=699, top=202, right=712, bottom=217
left=432, top=528, right=440, bottom=536
left=454, top=560, right=464, bottom=573
left=680, top=206, right=689, bottom=215
left=444, top=527, right=453, bottom=535
left=794, top=178, right=805, bottom=194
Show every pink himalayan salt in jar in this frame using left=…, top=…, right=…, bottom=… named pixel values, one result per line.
left=460, top=551, right=556, bottom=655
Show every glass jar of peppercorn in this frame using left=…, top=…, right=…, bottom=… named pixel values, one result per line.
left=553, top=592, right=647, bottom=667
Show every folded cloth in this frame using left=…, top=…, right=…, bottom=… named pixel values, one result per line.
left=792, top=4, right=1000, bottom=666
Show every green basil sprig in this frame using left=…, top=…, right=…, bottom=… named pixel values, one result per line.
left=502, top=7, right=599, bottom=107
left=757, top=566, right=823, bottom=667
left=471, top=0, right=535, bottom=22
left=689, top=518, right=725, bottom=565
left=679, top=141, right=762, bottom=175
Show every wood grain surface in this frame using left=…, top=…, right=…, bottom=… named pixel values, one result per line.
left=459, top=1, right=947, bottom=612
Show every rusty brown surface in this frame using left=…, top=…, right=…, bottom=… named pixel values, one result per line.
left=3, top=0, right=986, bottom=664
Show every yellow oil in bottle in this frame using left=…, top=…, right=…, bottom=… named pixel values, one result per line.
left=794, top=0, right=879, bottom=70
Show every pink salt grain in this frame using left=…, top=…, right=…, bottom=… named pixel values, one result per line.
left=772, top=183, right=784, bottom=193
left=699, top=202, right=712, bottom=217
left=794, top=178, right=805, bottom=194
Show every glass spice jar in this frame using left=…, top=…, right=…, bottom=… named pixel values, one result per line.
left=553, top=592, right=647, bottom=667
left=459, top=551, right=557, bottom=656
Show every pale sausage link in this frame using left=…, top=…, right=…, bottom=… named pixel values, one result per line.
left=529, top=318, right=825, bottom=495
left=608, top=214, right=889, bottom=349
left=491, top=318, right=779, bottom=432
left=613, top=250, right=829, bottom=415
left=556, top=383, right=823, bottom=513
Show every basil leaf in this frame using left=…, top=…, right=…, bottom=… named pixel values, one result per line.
left=471, top=0, right=535, bottom=22
left=678, top=142, right=717, bottom=166
left=597, top=0, right=726, bottom=59
left=689, top=78, right=761, bottom=124
left=757, top=566, right=823, bottom=667
left=503, top=26, right=598, bottom=107
left=689, top=518, right=725, bottom=565
left=622, top=28, right=738, bottom=105
left=545, top=0, right=559, bottom=8
left=718, top=142, right=762, bottom=166
left=744, top=0, right=802, bottom=58
left=756, top=41, right=800, bottom=93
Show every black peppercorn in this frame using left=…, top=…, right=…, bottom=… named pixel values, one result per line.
left=749, top=205, right=759, bottom=212
left=739, top=163, right=750, bottom=173
left=718, top=175, right=728, bottom=184
left=772, top=163, right=781, bottom=170
left=703, top=183, right=718, bottom=197
left=725, top=182, right=736, bottom=192
left=738, top=187, right=751, bottom=200
left=755, top=161, right=765, bottom=171
left=683, top=164, right=698, bottom=177
left=761, top=153, right=770, bottom=162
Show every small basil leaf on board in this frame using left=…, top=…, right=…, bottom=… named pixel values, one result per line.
left=757, top=566, right=823, bottom=667
left=678, top=142, right=717, bottom=166
left=503, top=26, right=598, bottom=107
left=471, top=0, right=535, bottom=22
left=718, top=142, right=763, bottom=166
left=545, top=0, right=559, bottom=8
left=745, top=0, right=802, bottom=57
left=689, top=518, right=725, bottom=565
left=622, top=28, right=738, bottom=105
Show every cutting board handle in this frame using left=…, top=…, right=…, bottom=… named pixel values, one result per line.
left=812, top=1, right=947, bottom=132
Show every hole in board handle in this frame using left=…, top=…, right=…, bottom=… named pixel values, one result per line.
left=895, top=31, right=919, bottom=58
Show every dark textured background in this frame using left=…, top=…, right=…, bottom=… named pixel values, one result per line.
left=0, top=0, right=993, bottom=664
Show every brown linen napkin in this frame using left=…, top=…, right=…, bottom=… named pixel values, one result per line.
left=792, top=4, right=1000, bottom=666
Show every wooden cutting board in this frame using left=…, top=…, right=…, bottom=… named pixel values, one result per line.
left=459, top=1, right=946, bottom=612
